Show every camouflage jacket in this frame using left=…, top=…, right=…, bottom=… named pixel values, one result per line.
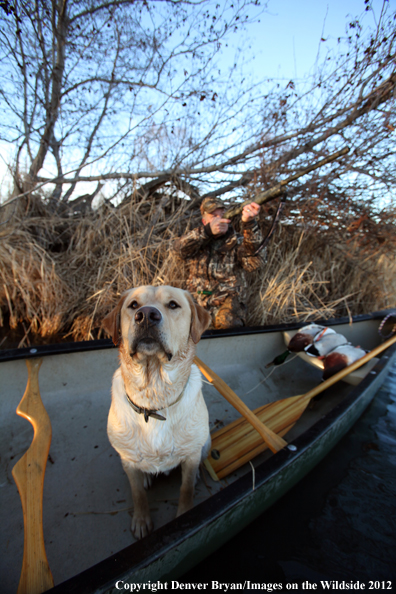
left=173, top=220, right=264, bottom=308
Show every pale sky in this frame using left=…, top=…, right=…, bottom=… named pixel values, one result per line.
left=233, top=0, right=388, bottom=80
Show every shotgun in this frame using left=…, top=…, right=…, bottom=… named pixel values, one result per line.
left=223, top=146, right=350, bottom=220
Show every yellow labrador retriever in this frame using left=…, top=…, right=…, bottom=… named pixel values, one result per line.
left=102, top=286, right=211, bottom=539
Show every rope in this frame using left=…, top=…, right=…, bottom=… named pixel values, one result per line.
left=378, top=313, right=396, bottom=339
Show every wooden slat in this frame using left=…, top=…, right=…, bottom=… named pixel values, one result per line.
left=194, top=356, right=287, bottom=453
left=205, top=395, right=308, bottom=479
left=12, top=359, right=54, bottom=594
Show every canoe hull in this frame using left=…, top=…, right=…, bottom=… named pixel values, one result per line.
left=1, top=310, right=395, bottom=593
left=48, top=324, right=396, bottom=593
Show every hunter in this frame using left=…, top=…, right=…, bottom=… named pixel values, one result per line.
left=173, top=197, right=264, bottom=329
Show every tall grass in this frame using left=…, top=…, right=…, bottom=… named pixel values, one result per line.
left=0, top=193, right=395, bottom=347
left=248, top=227, right=396, bottom=326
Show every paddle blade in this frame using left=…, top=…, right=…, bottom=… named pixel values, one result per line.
left=205, top=394, right=309, bottom=480
left=12, top=359, right=54, bottom=594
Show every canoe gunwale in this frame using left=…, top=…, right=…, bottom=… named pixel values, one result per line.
left=43, top=338, right=396, bottom=593
left=1, top=308, right=395, bottom=363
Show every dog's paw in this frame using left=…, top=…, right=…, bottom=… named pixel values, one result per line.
left=131, top=514, right=153, bottom=540
left=176, top=498, right=193, bottom=518
left=143, top=473, right=153, bottom=490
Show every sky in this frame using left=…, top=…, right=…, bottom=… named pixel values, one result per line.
left=241, top=0, right=387, bottom=81
left=0, top=0, right=392, bottom=200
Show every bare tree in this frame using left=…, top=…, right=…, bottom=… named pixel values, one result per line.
left=203, top=4, right=396, bottom=207
left=1, top=0, right=395, bottom=345
left=0, top=0, right=265, bottom=204
left=0, top=0, right=395, bottom=212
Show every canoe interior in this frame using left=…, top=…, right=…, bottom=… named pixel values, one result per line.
left=0, top=316, right=390, bottom=592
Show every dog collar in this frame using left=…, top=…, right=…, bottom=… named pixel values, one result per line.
left=125, top=375, right=190, bottom=423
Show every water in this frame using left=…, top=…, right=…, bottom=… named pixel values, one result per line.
left=182, top=360, right=396, bottom=589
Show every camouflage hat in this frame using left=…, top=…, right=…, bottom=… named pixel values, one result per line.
left=200, top=197, right=225, bottom=215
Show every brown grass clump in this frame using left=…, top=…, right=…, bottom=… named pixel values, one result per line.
left=0, top=232, right=74, bottom=345
left=0, top=188, right=395, bottom=348
left=62, top=195, right=192, bottom=341
left=247, top=226, right=396, bottom=326
left=0, top=190, right=195, bottom=346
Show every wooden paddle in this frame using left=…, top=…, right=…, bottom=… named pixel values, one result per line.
left=202, top=333, right=396, bottom=481
left=12, top=358, right=54, bottom=594
left=193, top=356, right=287, bottom=453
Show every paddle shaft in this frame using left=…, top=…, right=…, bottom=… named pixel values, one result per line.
left=193, top=356, right=287, bottom=453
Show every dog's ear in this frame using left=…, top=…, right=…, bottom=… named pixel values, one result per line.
left=102, top=293, right=128, bottom=346
left=186, top=292, right=211, bottom=344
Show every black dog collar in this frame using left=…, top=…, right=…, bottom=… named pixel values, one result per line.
left=125, top=393, right=167, bottom=422
left=125, top=375, right=190, bottom=423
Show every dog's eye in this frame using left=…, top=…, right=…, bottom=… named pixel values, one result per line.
left=167, top=300, right=180, bottom=309
left=129, top=300, right=139, bottom=309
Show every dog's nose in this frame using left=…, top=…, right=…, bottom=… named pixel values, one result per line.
left=134, top=306, right=162, bottom=326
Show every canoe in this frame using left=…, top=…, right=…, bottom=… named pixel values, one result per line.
left=1, top=309, right=396, bottom=593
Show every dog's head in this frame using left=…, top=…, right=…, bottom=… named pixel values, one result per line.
left=102, top=286, right=211, bottom=362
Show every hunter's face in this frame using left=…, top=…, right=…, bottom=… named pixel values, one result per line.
left=202, top=208, right=225, bottom=225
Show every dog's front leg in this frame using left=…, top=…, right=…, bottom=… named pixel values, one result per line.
left=177, top=456, right=200, bottom=517
left=122, top=462, right=153, bottom=539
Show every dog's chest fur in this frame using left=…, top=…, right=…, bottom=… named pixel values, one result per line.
left=107, top=364, right=209, bottom=474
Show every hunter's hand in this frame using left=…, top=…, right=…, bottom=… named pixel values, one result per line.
left=210, top=216, right=230, bottom=236
left=241, top=202, right=260, bottom=223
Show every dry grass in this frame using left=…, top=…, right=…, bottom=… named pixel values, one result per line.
left=0, top=190, right=395, bottom=347
left=247, top=226, right=396, bottom=326
left=0, top=232, right=74, bottom=345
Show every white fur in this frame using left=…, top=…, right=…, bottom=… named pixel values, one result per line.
left=108, top=364, right=209, bottom=475
left=103, top=286, right=211, bottom=539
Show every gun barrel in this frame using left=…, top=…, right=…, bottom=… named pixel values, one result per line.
left=223, top=146, right=350, bottom=220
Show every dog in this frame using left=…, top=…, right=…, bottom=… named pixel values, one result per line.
left=102, top=285, right=211, bottom=539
